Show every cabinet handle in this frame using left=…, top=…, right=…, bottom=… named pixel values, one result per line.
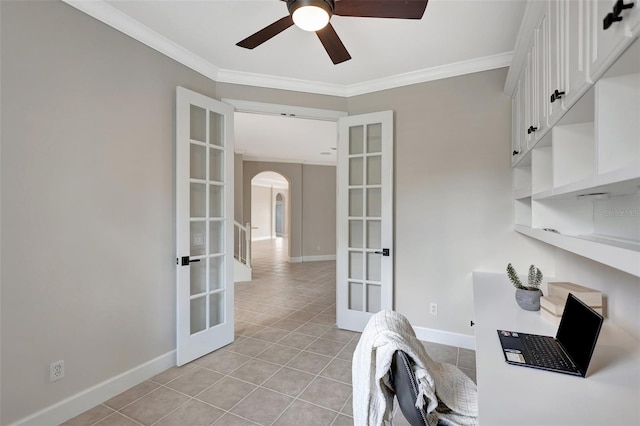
left=550, top=89, right=565, bottom=103
left=604, top=0, right=634, bottom=29
left=527, top=126, right=538, bottom=134
left=613, top=0, right=634, bottom=16
left=604, top=12, right=623, bottom=29
left=512, top=150, right=520, bottom=156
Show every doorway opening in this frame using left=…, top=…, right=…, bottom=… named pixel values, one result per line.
left=250, top=171, right=290, bottom=270
left=275, top=193, right=285, bottom=237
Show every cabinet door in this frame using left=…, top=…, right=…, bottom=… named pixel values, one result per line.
left=512, top=77, right=523, bottom=164
left=535, top=12, right=549, bottom=137
left=526, top=13, right=548, bottom=148
left=547, top=0, right=565, bottom=125
left=524, top=50, right=536, bottom=148
left=590, top=0, right=637, bottom=79
left=564, top=0, right=591, bottom=108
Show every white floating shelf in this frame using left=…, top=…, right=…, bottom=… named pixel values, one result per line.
left=514, top=187, right=532, bottom=200
left=532, top=166, right=640, bottom=201
left=514, top=225, right=640, bottom=277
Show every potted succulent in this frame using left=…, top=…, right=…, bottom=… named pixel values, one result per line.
left=507, top=263, right=543, bottom=311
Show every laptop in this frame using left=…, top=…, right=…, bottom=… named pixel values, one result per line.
left=497, top=293, right=604, bottom=377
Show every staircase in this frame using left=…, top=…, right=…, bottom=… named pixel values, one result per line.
left=234, top=221, right=252, bottom=282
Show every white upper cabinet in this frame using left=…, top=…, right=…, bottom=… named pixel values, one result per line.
left=506, top=1, right=640, bottom=277
left=564, top=0, right=592, bottom=106
left=546, top=0, right=593, bottom=125
left=547, top=0, right=565, bottom=125
left=512, top=75, right=524, bottom=161
left=590, top=0, right=640, bottom=80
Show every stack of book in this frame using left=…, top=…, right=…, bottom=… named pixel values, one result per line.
left=540, top=282, right=603, bottom=325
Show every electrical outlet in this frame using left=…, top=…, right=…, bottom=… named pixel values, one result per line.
left=430, top=303, right=437, bottom=316
left=50, top=360, right=64, bottom=382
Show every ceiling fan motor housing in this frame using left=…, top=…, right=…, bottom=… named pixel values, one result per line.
left=287, top=0, right=335, bottom=18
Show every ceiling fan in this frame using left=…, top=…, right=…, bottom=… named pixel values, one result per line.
left=236, top=0, right=429, bottom=65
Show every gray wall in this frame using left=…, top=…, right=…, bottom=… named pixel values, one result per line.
left=2, top=1, right=639, bottom=424
left=242, top=162, right=337, bottom=261
left=347, top=69, right=556, bottom=335
left=0, top=1, right=219, bottom=423
left=242, top=162, right=305, bottom=261
left=302, top=165, right=336, bottom=259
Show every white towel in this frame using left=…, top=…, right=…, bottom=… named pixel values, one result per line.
left=352, top=310, right=478, bottom=426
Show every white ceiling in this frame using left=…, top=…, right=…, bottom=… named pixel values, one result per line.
left=235, top=112, right=338, bottom=165
left=64, top=0, right=526, bottom=164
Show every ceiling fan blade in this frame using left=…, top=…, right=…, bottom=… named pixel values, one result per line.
left=316, top=23, right=352, bottom=64
left=236, top=15, right=294, bottom=49
left=316, top=23, right=351, bottom=65
left=333, top=0, right=429, bottom=19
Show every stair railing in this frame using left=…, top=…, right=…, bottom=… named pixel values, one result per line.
left=234, top=221, right=251, bottom=268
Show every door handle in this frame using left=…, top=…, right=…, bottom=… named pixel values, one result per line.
left=374, top=248, right=390, bottom=256
left=180, top=256, right=201, bottom=266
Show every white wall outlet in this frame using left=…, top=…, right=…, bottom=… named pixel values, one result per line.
left=430, top=303, right=437, bottom=316
left=50, top=360, right=64, bottom=382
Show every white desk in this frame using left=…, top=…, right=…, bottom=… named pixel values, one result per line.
left=472, top=272, right=640, bottom=426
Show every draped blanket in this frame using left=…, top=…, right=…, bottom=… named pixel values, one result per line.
left=352, top=310, right=478, bottom=426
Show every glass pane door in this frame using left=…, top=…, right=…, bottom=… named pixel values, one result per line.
left=347, top=124, right=383, bottom=314
left=189, top=106, right=226, bottom=335
left=176, top=87, right=234, bottom=366
left=337, top=111, right=393, bottom=332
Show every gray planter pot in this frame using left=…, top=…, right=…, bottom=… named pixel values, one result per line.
left=515, top=288, right=543, bottom=311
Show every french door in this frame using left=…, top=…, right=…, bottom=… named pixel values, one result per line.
left=336, top=111, right=394, bottom=332
left=176, top=87, right=234, bottom=366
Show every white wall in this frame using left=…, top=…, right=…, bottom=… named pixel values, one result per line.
left=250, top=183, right=291, bottom=242
left=251, top=184, right=275, bottom=240
left=555, top=250, right=640, bottom=339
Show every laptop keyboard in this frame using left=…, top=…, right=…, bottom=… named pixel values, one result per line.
left=523, top=335, right=572, bottom=371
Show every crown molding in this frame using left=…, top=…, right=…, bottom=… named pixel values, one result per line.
left=63, top=0, right=513, bottom=98
left=216, top=68, right=349, bottom=97
left=345, top=51, right=513, bottom=96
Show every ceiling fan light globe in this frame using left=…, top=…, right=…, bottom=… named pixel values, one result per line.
left=292, top=6, right=330, bottom=31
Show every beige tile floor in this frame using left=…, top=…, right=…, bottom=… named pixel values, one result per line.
left=64, top=239, right=475, bottom=426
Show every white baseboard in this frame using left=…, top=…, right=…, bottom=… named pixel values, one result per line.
left=288, top=255, right=336, bottom=263
left=412, top=325, right=476, bottom=350
left=12, top=351, right=176, bottom=426
left=251, top=236, right=272, bottom=242
left=302, top=255, right=336, bottom=262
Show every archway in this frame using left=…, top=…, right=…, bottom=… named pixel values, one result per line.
left=250, top=171, right=290, bottom=264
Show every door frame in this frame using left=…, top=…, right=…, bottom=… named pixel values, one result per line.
left=223, top=99, right=347, bottom=261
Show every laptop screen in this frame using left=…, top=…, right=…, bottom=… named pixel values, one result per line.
left=556, top=293, right=604, bottom=375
